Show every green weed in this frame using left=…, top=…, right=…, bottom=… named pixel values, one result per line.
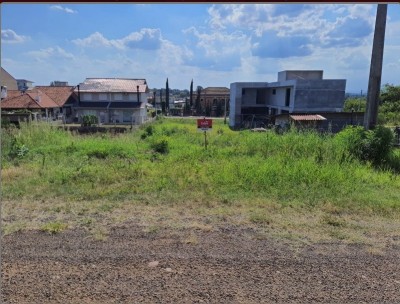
left=40, top=221, right=68, bottom=234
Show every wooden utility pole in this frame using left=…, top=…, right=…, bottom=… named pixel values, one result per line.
left=364, top=4, right=387, bottom=130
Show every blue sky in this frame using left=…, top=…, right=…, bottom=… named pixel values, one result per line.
left=1, top=3, right=399, bottom=93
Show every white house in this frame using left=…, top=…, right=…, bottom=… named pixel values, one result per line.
left=17, top=79, right=34, bottom=92
left=74, top=78, right=149, bottom=125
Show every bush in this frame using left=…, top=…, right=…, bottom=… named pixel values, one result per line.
left=151, top=137, right=169, bottom=154
left=336, top=125, right=394, bottom=165
left=140, top=124, right=155, bottom=140
left=82, top=115, right=98, bottom=127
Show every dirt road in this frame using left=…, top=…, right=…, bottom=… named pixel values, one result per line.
left=2, top=224, right=400, bottom=303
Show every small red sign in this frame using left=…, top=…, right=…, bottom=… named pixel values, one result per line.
left=197, top=118, right=213, bottom=131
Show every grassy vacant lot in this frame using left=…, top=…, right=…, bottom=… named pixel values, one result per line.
left=2, top=118, right=400, bottom=250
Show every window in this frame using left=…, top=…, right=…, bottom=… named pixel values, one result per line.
left=242, top=88, right=246, bottom=96
left=285, top=88, right=291, bottom=107
left=92, top=93, right=99, bottom=101
left=256, top=89, right=266, bottom=104
left=123, top=93, right=129, bottom=101
left=123, top=111, right=132, bottom=123
left=272, top=89, right=276, bottom=95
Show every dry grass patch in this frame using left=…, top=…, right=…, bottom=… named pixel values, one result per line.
left=2, top=198, right=400, bottom=254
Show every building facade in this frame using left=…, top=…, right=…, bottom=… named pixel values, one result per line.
left=1, top=67, right=18, bottom=98
left=229, top=70, right=346, bottom=128
left=199, top=87, right=230, bottom=117
left=17, top=79, right=34, bottom=92
left=74, top=78, right=149, bottom=125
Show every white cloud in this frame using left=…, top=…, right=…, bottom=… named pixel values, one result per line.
left=50, top=5, right=77, bottom=14
left=121, top=28, right=162, bottom=50
left=72, top=32, right=124, bottom=49
left=157, top=39, right=193, bottom=67
left=1, top=29, right=29, bottom=44
left=183, top=27, right=251, bottom=70
left=27, top=46, right=75, bottom=61
left=206, top=4, right=375, bottom=49
left=72, top=29, right=163, bottom=51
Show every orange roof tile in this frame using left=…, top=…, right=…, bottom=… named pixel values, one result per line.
left=35, top=86, right=76, bottom=106
left=1, top=89, right=59, bottom=109
left=1, top=93, right=41, bottom=109
left=3, top=90, right=23, bottom=99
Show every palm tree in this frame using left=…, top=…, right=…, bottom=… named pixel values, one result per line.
left=364, top=4, right=388, bottom=130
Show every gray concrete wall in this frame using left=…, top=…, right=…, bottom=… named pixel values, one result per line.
left=229, top=82, right=268, bottom=128
left=229, top=75, right=347, bottom=128
left=293, top=79, right=346, bottom=112
left=278, top=70, right=323, bottom=82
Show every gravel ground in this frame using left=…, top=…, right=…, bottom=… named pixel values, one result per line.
left=2, top=224, right=400, bottom=303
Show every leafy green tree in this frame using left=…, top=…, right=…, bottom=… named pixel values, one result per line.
left=343, top=97, right=366, bottom=112
left=378, top=84, right=400, bottom=125
left=380, top=84, right=400, bottom=105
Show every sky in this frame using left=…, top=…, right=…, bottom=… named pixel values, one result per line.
left=1, top=3, right=399, bottom=93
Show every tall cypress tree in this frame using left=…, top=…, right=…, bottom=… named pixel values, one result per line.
left=160, top=89, right=165, bottom=114
left=166, top=78, right=169, bottom=112
left=196, top=86, right=202, bottom=115
left=190, top=79, right=193, bottom=108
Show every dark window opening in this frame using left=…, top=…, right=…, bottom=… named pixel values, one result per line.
left=242, top=88, right=246, bottom=96
left=285, top=88, right=291, bottom=107
left=256, top=89, right=265, bottom=105
left=272, top=89, right=276, bottom=95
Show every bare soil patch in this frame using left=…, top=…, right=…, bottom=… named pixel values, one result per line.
left=2, top=223, right=400, bottom=303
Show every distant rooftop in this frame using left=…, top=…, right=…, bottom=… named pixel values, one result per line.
left=16, top=79, right=35, bottom=83
left=77, top=78, right=148, bottom=93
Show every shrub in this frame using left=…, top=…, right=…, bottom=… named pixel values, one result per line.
left=140, top=124, right=155, bottom=140
left=145, top=125, right=155, bottom=136
left=336, top=125, right=394, bottom=165
left=151, top=137, right=169, bottom=154
left=82, top=115, right=98, bottom=127
left=8, top=137, right=29, bottom=159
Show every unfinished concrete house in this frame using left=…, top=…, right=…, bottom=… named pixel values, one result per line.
left=229, top=70, right=347, bottom=129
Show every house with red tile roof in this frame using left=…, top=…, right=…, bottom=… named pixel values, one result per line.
left=35, top=86, right=78, bottom=123
left=74, top=78, right=150, bottom=125
left=1, top=89, right=60, bottom=120
left=1, top=86, right=78, bottom=122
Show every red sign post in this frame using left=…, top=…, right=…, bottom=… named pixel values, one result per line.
left=197, top=118, right=212, bottom=149
left=197, top=118, right=213, bottom=131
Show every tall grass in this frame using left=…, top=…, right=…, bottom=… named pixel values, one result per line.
left=2, top=119, right=400, bottom=215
